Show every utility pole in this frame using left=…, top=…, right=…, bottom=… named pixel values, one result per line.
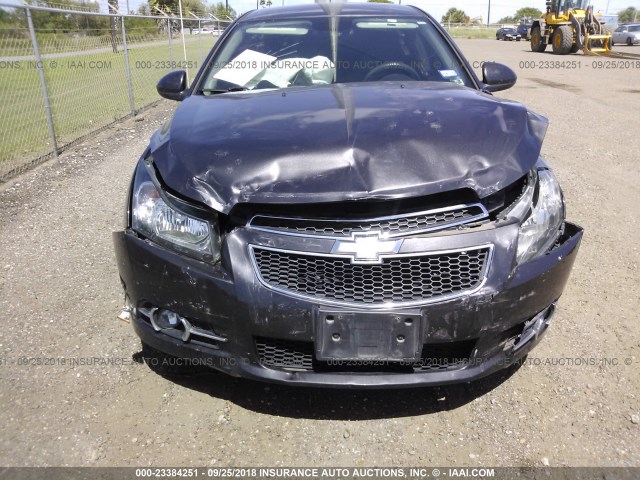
left=487, top=0, right=491, bottom=26
left=605, top=0, right=610, bottom=15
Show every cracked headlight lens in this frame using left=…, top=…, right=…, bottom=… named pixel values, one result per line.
left=516, top=168, right=564, bottom=264
left=131, top=162, right=220, bottom=262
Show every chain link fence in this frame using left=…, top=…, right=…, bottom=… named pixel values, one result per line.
left=0, top=3, right=231, bottom=181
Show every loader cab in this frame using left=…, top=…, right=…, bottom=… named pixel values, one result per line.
left=553, top=0, right=588, bottom=14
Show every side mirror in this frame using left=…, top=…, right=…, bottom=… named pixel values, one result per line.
left=482, top=62, right=517, bottom=93
left=157, top=70, right=188, bottom=101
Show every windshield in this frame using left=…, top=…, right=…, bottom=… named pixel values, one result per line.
left=556, top=0, right=588, bottom=10
left=198, top=15, right=474, bottom=93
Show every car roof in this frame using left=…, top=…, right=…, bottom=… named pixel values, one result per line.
left=240, top=3, right=423, bottom=22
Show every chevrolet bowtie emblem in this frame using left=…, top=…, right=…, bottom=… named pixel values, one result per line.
left=331, top=232, right=403, bottom=264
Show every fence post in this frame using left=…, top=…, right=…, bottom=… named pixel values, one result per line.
left=25, top=5, right=58, bottom=158
left=120, top=15, right=136, bottom=115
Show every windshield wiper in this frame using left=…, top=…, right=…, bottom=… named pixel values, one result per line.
left=200, top=86, right=249, bottom=94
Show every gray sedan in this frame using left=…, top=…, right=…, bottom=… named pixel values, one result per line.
left=611, top=24, right=640, bottom=46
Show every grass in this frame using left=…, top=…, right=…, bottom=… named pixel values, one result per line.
left=444, top=27, right=497, bottom=40
left=0, top=34, right=217, bottom=179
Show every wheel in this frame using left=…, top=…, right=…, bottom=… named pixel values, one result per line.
left=570, top=44, right=580, bottom=53
left=552, top=25, right=573, bottom=55
left=627, top=37, right=633, bottom=46
left=531, top=26, right=547, bottom=52
left=363, top=62, right=421, bottom=82
left=611, top=38, right=615, bottom=46
left=517, top=38, right=521, bottom=42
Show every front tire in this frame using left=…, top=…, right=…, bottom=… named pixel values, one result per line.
left=627, top=37, right=633, bottom=46
left=531, top=26, right=547, bottom=52
left=552, top=25, right=573, bottom=55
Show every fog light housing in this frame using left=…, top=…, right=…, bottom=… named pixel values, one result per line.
left=155, top=310, right=181, bottom=329
left=149, top=308, right=189, bottom=341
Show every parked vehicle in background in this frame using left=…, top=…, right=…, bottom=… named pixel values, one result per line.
left=193, top=27, right=222, bottom=35
left=611, top=24, right=640, bottom=46
left=496, top=27, right=522, bottom=41
left=517, top=24, right=532, bottom=40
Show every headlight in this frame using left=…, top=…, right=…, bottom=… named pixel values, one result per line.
left=514, top=168, right=564, bottom=264
left=131, top=161, right=221, bottom=262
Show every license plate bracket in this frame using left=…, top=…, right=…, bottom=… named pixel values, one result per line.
left=315, top=310, right=422, bottom=361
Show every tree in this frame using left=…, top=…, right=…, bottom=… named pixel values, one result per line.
left=368, top=0, right=393, bottom=3
left=208, top=1, right=236, bottom=19
left=441, top=8, right=467, bottom=24
left=497, top=16, right=515, bottom=24
left=148, top=0, right=205, bottom=16
left=182, top=0, right=205, bottom=16
left=24, top=0, right=110, bottom=36
left=513, top=7, right=543, bottom=22
left=107, top=0, right=118, bottom=53
left=618, top=7, right=637, bottom=23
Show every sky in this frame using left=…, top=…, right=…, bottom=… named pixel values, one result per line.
left=1, top=0, right=638, bottom=23
left=225, top=0, right=640, bottom=21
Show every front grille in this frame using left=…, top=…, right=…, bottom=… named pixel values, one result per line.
left=252, top=247, right=490, bottom=305
left=255, top=337, right=474, bottom=373
left=249, top=204, right=487, bottom=238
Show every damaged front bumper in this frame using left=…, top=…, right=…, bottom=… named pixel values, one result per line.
left=113, top=221, right=583, bottom=389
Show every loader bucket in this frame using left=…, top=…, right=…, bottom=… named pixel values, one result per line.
left=583, top=34, right=611, bottom=55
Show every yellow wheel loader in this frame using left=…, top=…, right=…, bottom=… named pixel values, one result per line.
left=530, top=0, right=611, bottom=55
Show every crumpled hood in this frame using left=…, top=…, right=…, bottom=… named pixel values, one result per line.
left=150, top=82, right=548, bottom=213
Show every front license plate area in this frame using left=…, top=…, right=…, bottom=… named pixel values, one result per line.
left=315, top=310, right=422, bottom=361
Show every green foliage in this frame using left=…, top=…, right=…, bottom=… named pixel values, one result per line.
left=0, top=9, right=27, bottom=37
left=617, top=7, right=637, bottom=23
left=441, top=8, right=467, bottom=24
left=497, top=16, right=515, bottom=24
left=513, top=7, right=543, bottom=21
left=208, top=2, right=236, bottom=19
left=23, top=0, right=109, bottom=34
left=148, top=0, right=205, bottom=16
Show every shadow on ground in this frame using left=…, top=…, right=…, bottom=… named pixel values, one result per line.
left=133, top=348, right=523, bottom=420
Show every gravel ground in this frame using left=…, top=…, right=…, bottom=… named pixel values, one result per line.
left=0, top=39, right=639, bottom=468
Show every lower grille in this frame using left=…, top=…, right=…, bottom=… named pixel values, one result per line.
left=416, top=341, right=477, bottom=371
left=255, top=337, right=314, bottom=371
left=255, top=338, right=475, bottom=373
left=252, top=246, right=491, bottom=305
